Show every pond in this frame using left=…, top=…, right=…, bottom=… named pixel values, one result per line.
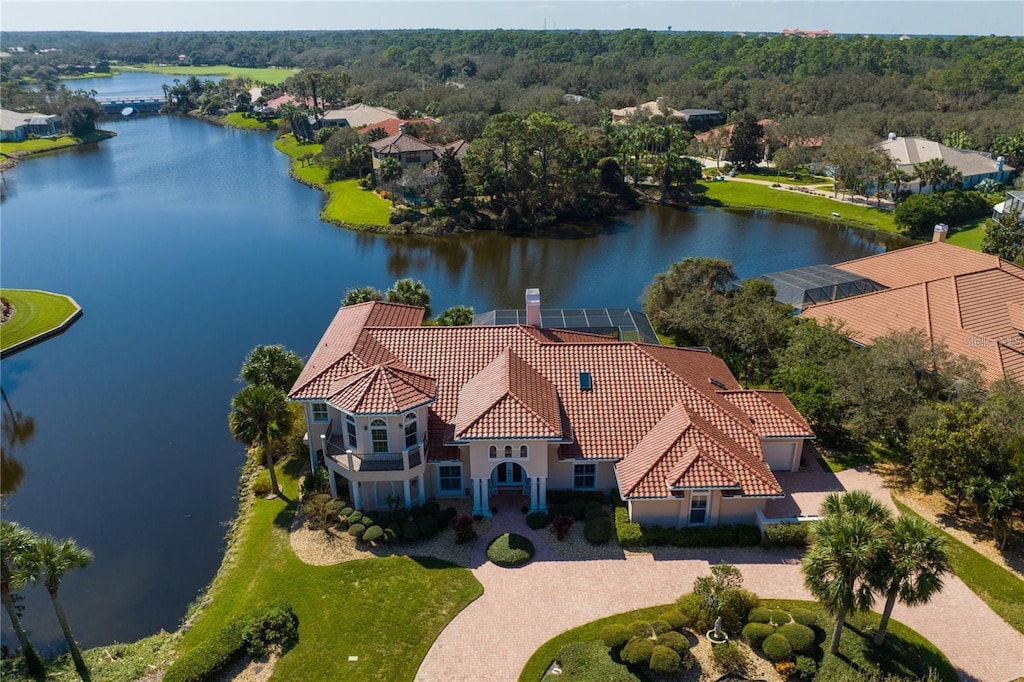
left=0, top=73, right=890, bottom=651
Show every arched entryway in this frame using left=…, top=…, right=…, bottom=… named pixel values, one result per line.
left=490, top=460, right=527, bottom=489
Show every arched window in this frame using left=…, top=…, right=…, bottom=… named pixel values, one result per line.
left=404, top=413, right=418, bottom=448
left=370, top=419, right=389, bottom=453
left=520, top=445, right=528, bottom=459
left=488, top=445, right=497, bottom=459
left=504, top=445, right=513, bottom=458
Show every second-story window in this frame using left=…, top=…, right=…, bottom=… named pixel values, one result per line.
left=346, top=415, right=357, bottom=449
left=520, top=445, right=528, bottom=459
left=312, top=403, right=329, bottom=423
left=504, top=445, right=513, bottom=458
left=405, top=413, right=418, bottom=448
left=489, top=445, right=497, bottom=459
left=371, top=418, right=389, bottom=453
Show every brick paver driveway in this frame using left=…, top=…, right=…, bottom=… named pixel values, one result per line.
left=416, top=468, right=1024, bottom=682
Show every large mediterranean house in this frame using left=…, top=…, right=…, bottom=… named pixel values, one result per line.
left=288, top=293, right=815, bottom=528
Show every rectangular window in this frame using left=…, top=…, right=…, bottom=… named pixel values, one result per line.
left=371, top=421, right=389, bottom=454
left=405, top=418, right=418, bottom=448
left=689, top=493, right=709, bottom=525
left=312, top=403, right=329, bottom=423
left=346, top=416, right=357, bottom=449
left=438, top=465, right=462, bottom=494
left=573, top=463, right=596, bottom=490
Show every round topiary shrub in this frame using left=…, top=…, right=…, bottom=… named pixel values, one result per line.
left=392, top=508, right=409, bottom=524
left=526, top=511, right=549, bottom=529
left=655, top=630, right=690, bottom=655
left=621, top=636, right=655, bottom=667
left=346, top=511, right=363, bottom=526
left=742, top=622, right=774, bottom=649
left=761, top=632, right=793, bottom=663
left=650, top=620, right=673, bottom=636
left=415, top=514, right=439, bottom=538
left=375, top=511, right=393, bottom=527
left=486, top=533, right=535, bottom=567
left=777, top=622, right=815, bottom=654
left=585, top=500, right=603, bottom=511
left=443, top=507, right=458, bottom=523
left=601, top=624, right=630, bottom=650
left=409, top=505, right=425, bottom=518
left=677, top=593, right=705, bottom=629
left=422, top=501, right=441, bottom=517
left=360, top=514, right=375, bottom=528
left=747, top=606, right=772, bottom=623
left=401, top=520, right=420, bottom=541
left=383, top=526, right=398, bottom=543
left=790, top=608, right=817, bottom=627
left=340, top=506, right=354, bottom=517
left=568, top=499, right=587, bottom=520
left=628, top=620, right=655, bottom=639
left=649, top=644, right=681, bottom=675
left=583, top=517, right=613, bottom=544
left=347, top=523, right=366, bottom=540
left=795, top=655, right=818, bottom=679
left=769, top=609, right=791, bottom=625
left=547, top=503, right=568, bottom=519
left=660, top=609, right=691, bottom=632
left=362, top=525, right=384, bottom=543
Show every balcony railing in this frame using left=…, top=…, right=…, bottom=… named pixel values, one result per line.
left=322, top=430, right=423, bottom=472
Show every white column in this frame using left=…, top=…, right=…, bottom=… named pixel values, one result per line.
left=471, top=478, right=482, bottom=515
left=529, top=476, right=538, bottom=512
left=403, top=478, right=412, bottom=508
left=417, top=473, right=426, bottom=505
left=538, top=476, right=547, bottom=511
left=351, top=480, right=362, bottom=511
left=328, top=466, right=338, bottom=498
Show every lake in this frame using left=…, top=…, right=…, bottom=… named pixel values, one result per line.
left=0, top=73, right=890, bottom=650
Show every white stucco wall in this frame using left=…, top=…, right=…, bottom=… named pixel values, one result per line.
left=715, top=497, right=767, bottom=525
left=762, top=440, right=800, bottom=472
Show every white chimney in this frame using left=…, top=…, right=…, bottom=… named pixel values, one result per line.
left=887, top=132, right=897, bottom=141
left=933, top=223, right=949, bottom=243
left=525, top=288, right=541, bottom=327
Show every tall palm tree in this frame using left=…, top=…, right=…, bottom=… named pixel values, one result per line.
left=802, top=492, right=890, bottom=654
left=914, top=158, right=954, bottom=194
left=228, top=384, right=293, bottom=497
left=0, top=521, right=45, bottom=677
left=868, top=515, right=950, bottom=645
left=239, top=344, right=304, bottom=393
left=887, top=167, right=912, bottom=204
left=385, top=278, right=432, bottom=317
left=36, top=535, right=94, bottom=681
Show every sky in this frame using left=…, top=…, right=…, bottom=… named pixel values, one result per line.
left=1, top=0, right=1021, bottom=36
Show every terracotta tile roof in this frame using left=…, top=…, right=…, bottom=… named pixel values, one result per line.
left=368, top=132, right=437, bottom=155
left=453, top=348, right=563, bottom=439
left=803, top=246, right=1024, bottom=385
left=321, top=103, right=398, bottom=128
left=358, top=117, right=436, bottom=138
left=326, top=362, right=437, bottom=415
left=719, top=391, right=815, bottom=438
left=291, top=305, right=816, bottom=498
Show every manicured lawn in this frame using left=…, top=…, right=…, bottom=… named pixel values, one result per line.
left=115, top=64, right=298, bottom=84
left=893, top=500, right=1024, bottom=635
left=946, top=217, right=988, bottom=251
left=0, top=289, right=81, bottom=353
left=818, top=440, right=896, bottom=473
left=274, top=135, right=391, bottom=227
left=175, top=458, right=483, bottom=681
left=0, top=130, right=115, bottom=158
left=520, top=599, right=955, bottom=682
left=224, top=112, right=279, bottom=131
left=724, top=167, right=831, bottom=186
left=698, top=180, right=898, bottom=233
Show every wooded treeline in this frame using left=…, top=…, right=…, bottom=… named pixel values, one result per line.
left=4, top=30, right=1023, bottom=145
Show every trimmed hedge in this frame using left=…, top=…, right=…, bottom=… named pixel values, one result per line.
left=400, top=520, right=420, bottom=541
left=762, top=522, right=812, bottom=549
left=747, top=606, right=772, bottom=623
left=649, top=644, right=681, bottom=675
left=761, top=632, right=793, bottom=662
left=415, top=514, right=439, bottom=538
left=778, top=622, right=815, bottom=654
left=621, top=636, right=654, bottom=667
left=655, top=630, right=690, bottom=655
left=584, top=517, right=613, bottom=544
left=613, top=507, right=760, bottom=547
left=347, top=523, right=366, bottom=540
left=768, top=609, right=791, bottom=625
left=346, top=510, right=363, bottom=526
left=790, top=608, right=817, bottom=626
left=650, top=619, right=673, bottom=636
left=601, top=624, right=630, bottom=650
left=362, top=525, right=384, bottom=543
left=742, top=622, right=775, bottom=648
left=660, top=609, right=691, bottom=631
left=628, top=620, right=654, bottom=639
left=163, top=603, right=297, bottom=682
left=486, top=533, right=535, bottom=566
left=546, top=489, right=607, bottom=504
left=526, top=511, right=550, bottom=529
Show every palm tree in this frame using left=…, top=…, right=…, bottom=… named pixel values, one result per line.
left=802, top=491, right=890, bottom=654
left=0, top=521, right=45, bottom=677
left=228, top=384, right=293, bottom=497
left=868, top=515, right=950, bottom=645
left=385, top=278, right=432, bottom=317
left=36, top=535, right=94, bottom=680
left=914, top=158, right=955, bottom=194
left=239, top=344, right=304, bottom=393
left=886, top=167, right=912, bottom=205
left=983, top=478, right=1017, bottom=550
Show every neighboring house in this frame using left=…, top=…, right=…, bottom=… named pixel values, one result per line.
left=800, top=235, right=1024, bottom=386
left=680, top=109, right=727, bottom=131
left=610, top=98, right=684, bottom=124
left=368, top=133, right=468, bottom=170
left=318, top=103, right=398, bottom=130
left=879, top=135, right=1014, bottom=192
left=0, top=109, right=61, bottom=141
left=992, top=190, right=1024, bottom=223
left=288, top=292, right=815, bottom=528
left=359, top=117, right=436, bottom=139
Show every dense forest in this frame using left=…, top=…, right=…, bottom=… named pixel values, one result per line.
left=3, top=29, right=1024, bottom=147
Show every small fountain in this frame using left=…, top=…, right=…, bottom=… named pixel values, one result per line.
left=706, top=616, right=729, bottom=645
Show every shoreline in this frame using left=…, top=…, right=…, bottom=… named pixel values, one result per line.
left=0, top=130, right=117, bottom=170
left=0, top=289, right=83, bottom=357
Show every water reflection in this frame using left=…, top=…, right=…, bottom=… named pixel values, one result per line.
left=1, top=387, right=35, bottom=497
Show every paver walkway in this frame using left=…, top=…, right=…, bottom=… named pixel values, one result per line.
left=416, top=468, right=1024, bottom=682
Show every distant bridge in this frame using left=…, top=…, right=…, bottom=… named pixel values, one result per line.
left=96, top=96, right=165, bottom=115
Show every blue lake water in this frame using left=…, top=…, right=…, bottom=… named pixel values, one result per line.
left=0, top=73, right=890, bottom=650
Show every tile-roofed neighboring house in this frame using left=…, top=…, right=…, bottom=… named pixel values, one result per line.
left=368, top=132, right=469, bottom=171
left=879, top=136, right=1014, bottom=192
left=288, top=293, right=815, bottom=528
left=320, top=103, right=398, bottom=130
left=359, top=117, right=437, bottom=139
left=610, top=98, right=684, bottom=124
left=802, top=242, right=1024, bottom=385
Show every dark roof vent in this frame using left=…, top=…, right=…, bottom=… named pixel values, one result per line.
left=709, top=377, right=727, bottom=389
left=579, top=372, right=593, bottom=391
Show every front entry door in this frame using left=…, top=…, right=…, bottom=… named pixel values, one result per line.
left=494, top=462, right=524, bottom=486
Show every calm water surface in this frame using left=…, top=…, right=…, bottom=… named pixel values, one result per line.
left=0, top=74, right=890, bottom=650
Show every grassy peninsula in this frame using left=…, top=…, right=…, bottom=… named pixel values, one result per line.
left=0, top=288, right=83, bottom=355
left=0, top=130, right=116, bottom=166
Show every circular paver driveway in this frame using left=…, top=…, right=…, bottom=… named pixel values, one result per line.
left=417, top=471, right=1024, bottom=682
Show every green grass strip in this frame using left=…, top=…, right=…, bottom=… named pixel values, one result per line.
left=894, top=500, right=1024, bottom=635
left=114, top=64, right=299, bottom=84
left=1, top=289, right=82, bottom=353
left=0, top=130, right=115, bottom=158
left=175, top=458, right=483, bottom=681
left=224, top=112, right=280, bottom=131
